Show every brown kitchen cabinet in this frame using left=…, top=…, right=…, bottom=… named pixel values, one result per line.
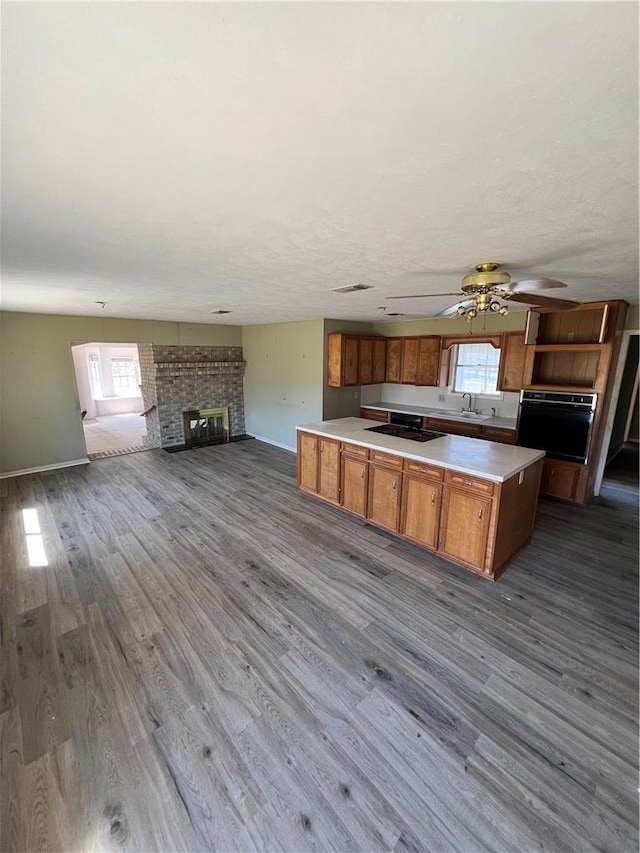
left=426, top=417, right=483, bottom=437
left=439, top=486, right=492, bottom=572
left=385, top=338, right=403, bottom=383
left=372, top=337, right=387, bottom=383
left=359, top=407, right=389, bottom=422
left=297, top=428, right=543, bottom=580
left=297, top=431, right=319, bottom=493
left=481, top=425, right=517, bottom=444
left=401, top=463, right=443, bottom=549
left=400, top=337, right=420, bottom=384
left=296, top=431, right=340, bottom=505
left=498, top=332, right=526, bottom=392
left=327, top=333, right=360, bottom=387
left=328, top=333, right=387, bottom=387
left=416, top=336, right=441, bottom=386
left=341, top=444, right=369, bottom=517
left=522, top=300, right=628, bottom=393
left=358, top=337, right=374, bottom=385
left=367, top=452, right=402, bottom=532
left=540, top=458, right=586, bottom=503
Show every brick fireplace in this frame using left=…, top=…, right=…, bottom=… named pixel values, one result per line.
left=138, top=345, right=246, bottom=450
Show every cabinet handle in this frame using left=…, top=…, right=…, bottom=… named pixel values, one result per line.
left=361, top=470, right=365, bottom=479
left=431, top=492, right=436, bottom=505
left=478, top=508, right=483, bottom=520
left=393, top=479, right=397, bottom=492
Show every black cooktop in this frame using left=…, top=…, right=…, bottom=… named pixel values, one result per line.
left=365, top=424, right=446, bottom=442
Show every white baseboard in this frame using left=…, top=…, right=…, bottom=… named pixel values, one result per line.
left=0, top=458, right=90, bottom=480
left=251, top=434, right=296, bottom=453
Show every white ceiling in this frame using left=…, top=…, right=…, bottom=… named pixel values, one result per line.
left=2, top=2, right=638, bottom=326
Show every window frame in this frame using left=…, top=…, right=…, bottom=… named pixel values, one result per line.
left=110, top=356, right=140, bottom=397
left=449, top=341, right=502, bottom=398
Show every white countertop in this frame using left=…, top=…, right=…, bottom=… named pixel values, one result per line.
left=297, top=417, right=544, bottom=483
left=361, top=401, right=517, bottom=430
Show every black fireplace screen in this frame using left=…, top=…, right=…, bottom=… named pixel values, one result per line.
left=183, top=407, right=230, bottom=446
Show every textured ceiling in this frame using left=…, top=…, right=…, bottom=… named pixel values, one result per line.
left=2, top=2, right=638, bottom=326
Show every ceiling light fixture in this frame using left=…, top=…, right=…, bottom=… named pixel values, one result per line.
left=455, top=288, right=510, bottom=322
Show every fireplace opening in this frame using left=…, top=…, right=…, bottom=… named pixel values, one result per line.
left=183, top=407, right=230, bottom=447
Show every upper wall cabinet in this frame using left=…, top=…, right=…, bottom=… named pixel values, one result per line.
left=327, top=333, right=360, bottom=387
left=416, top=336, right=441, bottom=386
left=394, top=336, right=441, bottom=386
left=385, top=338, right=403, bottom=383
left=522, top=301, right=628, bottom=393
left=359, top=336, right=387, bottom=385
left=328, top=333, right=386, bottom=387
left=497, top=332, right=526, bottom=392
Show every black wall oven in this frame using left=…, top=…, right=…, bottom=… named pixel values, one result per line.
left=517, top=391, right=597, bottom=464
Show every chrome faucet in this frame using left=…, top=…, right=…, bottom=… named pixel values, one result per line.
left=461, top=393, right=474, bottom=413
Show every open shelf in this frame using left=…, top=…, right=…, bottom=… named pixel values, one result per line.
left=529, top=350, right=601, bottom=389
left=527, top=303, right=609, bottom=345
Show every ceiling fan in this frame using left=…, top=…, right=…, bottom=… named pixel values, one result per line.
left=386, top=262, right=580, bottom=319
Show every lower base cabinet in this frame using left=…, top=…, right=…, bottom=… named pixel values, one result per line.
left=297, top=430, right=543, bottom=580
left=341, top=454, right=368, bottom=517
left=540, top=458, right=586, bottom=503
left=439, top=489, right=492, bottom=571
left=400, top=473, right=442, bottom=550
left=367, top=462, right=402, bottom=532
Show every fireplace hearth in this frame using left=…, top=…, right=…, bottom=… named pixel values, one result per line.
left=183, top=407, right=229, bottom=447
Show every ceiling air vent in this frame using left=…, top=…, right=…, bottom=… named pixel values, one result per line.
left=331, top=283, right=374, bottom=294
left=209, top=309, right=232, bottom=314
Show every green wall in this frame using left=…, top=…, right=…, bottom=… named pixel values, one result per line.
left=0, top=312, right=241, bottom=475
left=242, top=320, right=325, bottom=450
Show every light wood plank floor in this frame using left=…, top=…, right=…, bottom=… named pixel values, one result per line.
left=1, top=441, right=638, bottom=852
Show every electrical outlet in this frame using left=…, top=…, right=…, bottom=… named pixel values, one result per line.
left=438, top=394, right=446, bottom=402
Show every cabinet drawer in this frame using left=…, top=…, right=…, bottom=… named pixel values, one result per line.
left=370, top=450, right=403, bottom=469
left=403, top=459, right=444, bottom=480
left=482, top=426, right=517, bottom=444
left=445, top=470, right=494, bottom=495
left=342, top=442, right=369, bottom=459
left=427, top=418, right=483, bottom=436
left=359, top=407, right=389, bottom=422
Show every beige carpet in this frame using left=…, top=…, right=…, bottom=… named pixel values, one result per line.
left=83, top=413, right=149, bottom=459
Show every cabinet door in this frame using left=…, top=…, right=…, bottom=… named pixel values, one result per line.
left=372, top=338, right=387, bottom=383
left=327, top=334, right=343, bottom=387
left=400, top=337, right=420, bottom=384
left=416, top=336, right=441, bottom=386
left=297, top=432, right=318, bottom=493
left=385, top=338, right=403, bottom=383
left=540, top=459, right=582, bottom=502
left=359, top=337, right=373, bottom=385
left=367, top=464, right=402, bottom=532
left=440, top=488, right=491, bottom=570
left=401, top=474, right=442, bottom=549
left=318, top=437, right=340, bottom=503
left=343, top=337, right=360, bottom=386
left=498, top=332, right=526, bottom=392
left=341, top=455, right=368, bottom=517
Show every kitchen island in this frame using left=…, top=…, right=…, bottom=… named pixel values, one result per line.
left=296, top=417, right=545, bottom=580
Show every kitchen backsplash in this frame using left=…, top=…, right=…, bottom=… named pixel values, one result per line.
left=359, top=383, right=521, bottom=419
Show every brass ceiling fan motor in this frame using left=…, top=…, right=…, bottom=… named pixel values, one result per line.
left=385, top=259, right=580, bottom=318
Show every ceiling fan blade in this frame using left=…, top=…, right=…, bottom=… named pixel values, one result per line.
left=386, top=292, right=462, bottom=300
left=436, top=299, right=475, bottom=317
left=509, top=278, right=568, bottom=292
left=508, top=293, right=580, bottom=310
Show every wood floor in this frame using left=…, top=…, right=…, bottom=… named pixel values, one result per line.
left=1, top=440, right=638, bottom=852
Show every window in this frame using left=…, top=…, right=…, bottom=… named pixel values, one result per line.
left=452, top=343, right=500, bottom=395
left=110, top=357, right=139, bottom=397
left=88, top=354, right=102, bottom=397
